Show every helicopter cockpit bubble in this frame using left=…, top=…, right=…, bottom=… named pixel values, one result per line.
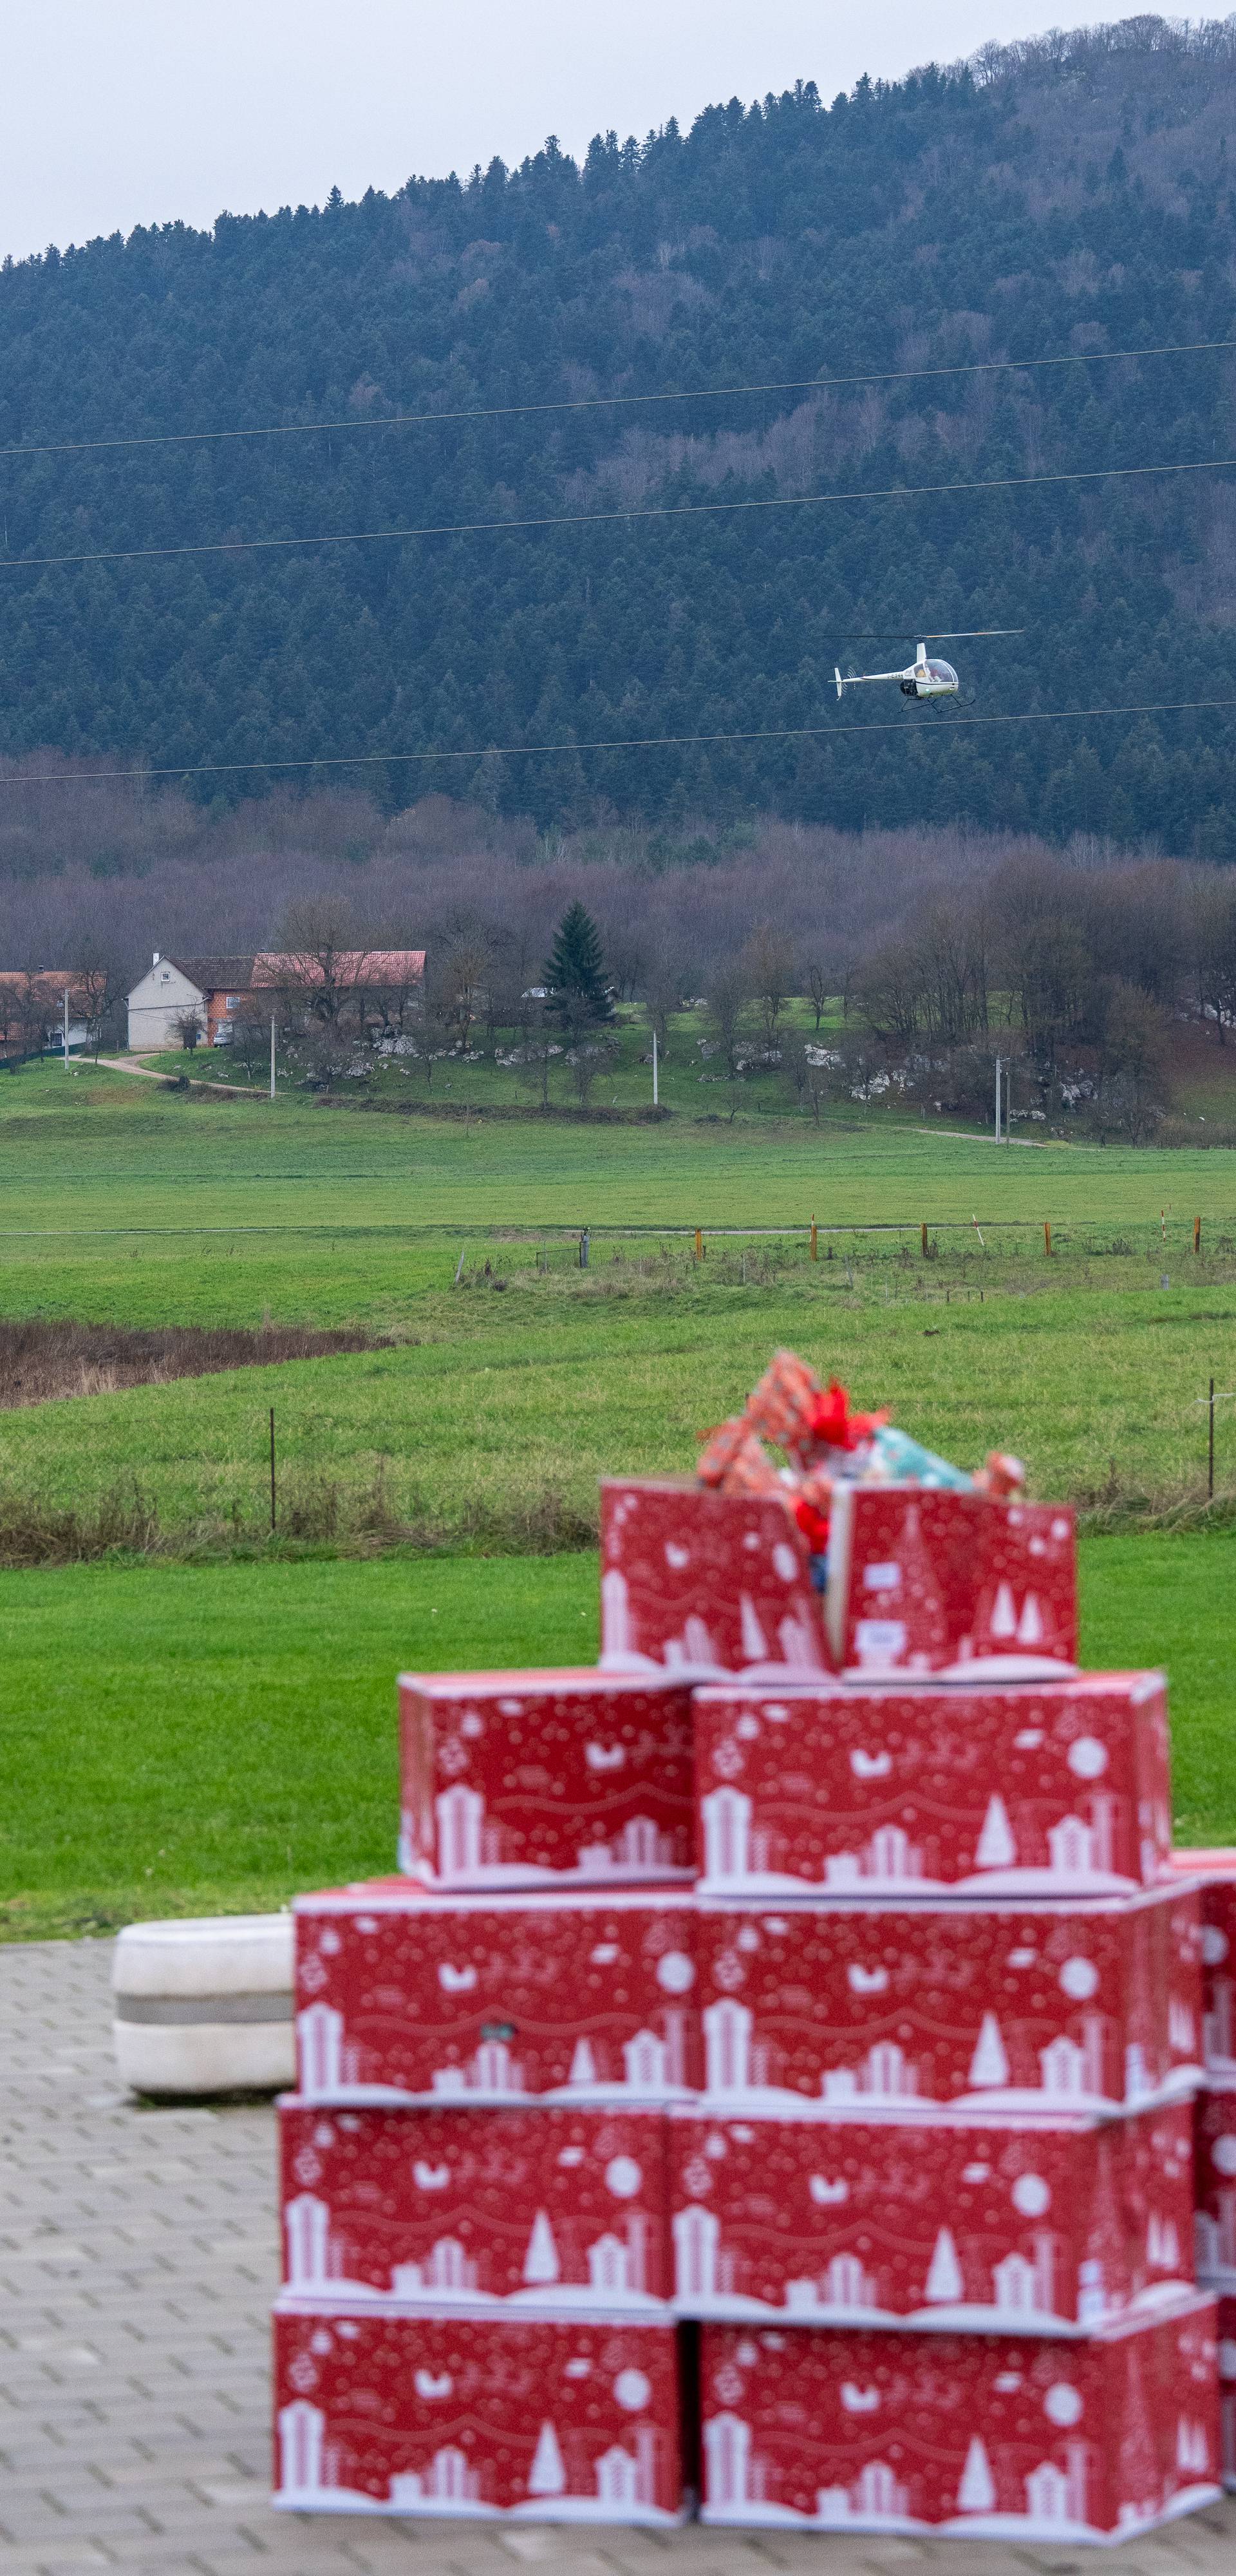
left=901, top=657, right=959, bottom=699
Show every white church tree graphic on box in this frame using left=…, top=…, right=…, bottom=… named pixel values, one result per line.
left=599, top=1549, right=824, bottom=1680
left=276, top=2400, right=667, bottom=2517
left=694, top=1966, right=1154, bottom=2112
left=296, top=1998, right=691, bottom=2106
left=698, top=2405, right=1135, bottom=2535
left=429, top=1781, right=680, bottom=1885
left=283, top=2193, right=662, bottom=2311
left=675, top=2204, right=1076, bottom=2327
left=698, top=1779, right=1143, bottom=1898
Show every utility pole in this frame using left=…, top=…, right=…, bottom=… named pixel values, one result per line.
left=651, top=1028, right=658, bottom=1108
left=270, top=1013, right=276, bottom=1099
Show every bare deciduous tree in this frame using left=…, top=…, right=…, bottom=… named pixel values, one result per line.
left=742, top=923, right=796, bottom=1052
left=705, top=956, right=752, bottom=1076
left=173, top=1007, right=204, bottom=1052
left=1194, top=876, right=1236, bottom=1045
left=804, top=957, right=832, bottom=1032
left=271, top=896, right=371, bottom=1025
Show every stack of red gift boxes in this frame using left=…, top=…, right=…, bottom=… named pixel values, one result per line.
left=274, top=1666, right=700, bottom=2524
left=1168, top=1847, right=1236, bottom=2491
left=272, top=1464, right=1223, bottom=2537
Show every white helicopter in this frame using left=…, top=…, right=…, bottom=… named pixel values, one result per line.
left=834, top=628, right=1020, bottom=702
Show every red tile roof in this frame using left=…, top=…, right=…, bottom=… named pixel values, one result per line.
left=250, top=949, right=426, bottom=986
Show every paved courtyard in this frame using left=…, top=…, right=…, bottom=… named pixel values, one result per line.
left=2, top=1938, right=1235, bottom=2576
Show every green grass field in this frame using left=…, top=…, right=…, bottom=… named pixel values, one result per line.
left=12, top=1055, right=1236, bottom=1242
left=0, top=1270, right=1233, bottom=1551
left=0, top=1054, right=1232, bottom=1931
left=1, top=1535, right=1230, bottom=1940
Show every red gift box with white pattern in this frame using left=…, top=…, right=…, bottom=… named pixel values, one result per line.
left=397, top=1669, right=693, bottom=1888
left=669, top=2101, right=1194, bottom=2332
left=1219, top=2296, right=1236, bottom=2488
left=294, top=1882, right=700, bottom=2105
left=695, top=1671, right=1172, bottom=1897
left=826, top=1483, right=1077, bottom=1677
left=698, top=2296, right=1219, bottom=2537
left=1193, top=2083, right=1236, bottom=2286
left=273, top=2308, right=688, bottom=2522
left=1169, top=1852, right=1236, bottom=2079
left=694, top=1888, right=1202, bottom=2116
left=278, top=2099, right=671, bottom=2311
left=599, top=1478, right=829, bottom=1679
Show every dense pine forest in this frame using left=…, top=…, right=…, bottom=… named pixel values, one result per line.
left=2, top=15, right=1236, bottom=853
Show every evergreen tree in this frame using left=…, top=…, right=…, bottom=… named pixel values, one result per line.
left=544, top=902, right=613, bottom=1026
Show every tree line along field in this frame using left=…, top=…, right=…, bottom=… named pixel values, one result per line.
left=0, top=1054, right=1232, bottom=1936
left=127, top=989, right=1236, bottom=1141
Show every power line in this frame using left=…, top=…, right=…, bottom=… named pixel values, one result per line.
left=2, top=336, right=1231, bottom=465
left=0, top=696, right=1225, bottom=788
left=3, top=449, right=1234, bottom=580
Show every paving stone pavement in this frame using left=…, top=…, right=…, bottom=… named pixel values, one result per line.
left=1, top=1938, right=1234, bottom=2576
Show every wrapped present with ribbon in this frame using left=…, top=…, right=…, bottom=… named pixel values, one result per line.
left=600, top=1352, right=1067, bottom=1682
left=697, top=1351, right=1024, bottom=1557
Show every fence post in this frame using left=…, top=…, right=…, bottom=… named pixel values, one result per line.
left=579, top=1229, right=589, bottom=1269
left=695, top=1228, right=703, bottom=1262
left=1210, top=1376, right=1216, bottom=1501
left=1044, top=1221, right=1052, bottom=1257
left=269, top=1407, right=277, bottom=1532
left=1195, top=1215, right=1202, bottom=1255
left=810, top=1216, right=818, bottom=1262
left=921, top=1222, right=928, bottom=1258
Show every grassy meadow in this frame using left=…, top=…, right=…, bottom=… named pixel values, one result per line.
left=0, top=1053, right=1232, bottom=1932
left=1, top=1534, right=1231, bottom=1940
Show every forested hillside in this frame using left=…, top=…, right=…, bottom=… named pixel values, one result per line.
left=2, top=15, right=1236, bottom=849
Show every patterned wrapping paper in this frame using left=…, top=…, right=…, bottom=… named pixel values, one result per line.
left=273, top=2309, right=689, bottom=2521
left=1192, top=2081, right=1236, bottom=2286
left=597, top=1475, right=1078, bottom=1682
left=698, top=2296, right=1220, bottom=2536
left=1168, top=1853, right=1236, bottom=2079
left=1219, top=2296, right=1236, bottom=2488
left=277, top=2099, right=673, bottom=2311
left=693, top=1887, right=1203, bottom=2116
left=669, top=2099, right=1194, bottom=2332
left=694, top=1671, right=1172, bottom=1897
left=397, top=1668, right=694, bottom=1887
left=294, top=1881, right=701, bottom=2105
left=826, top=1483, right=1078, bottom=1676
left=599, top=1478, right=829, bottom=1677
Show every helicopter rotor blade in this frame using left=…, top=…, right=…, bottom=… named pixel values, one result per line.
left=833, top=626, right=1024, bottom=643
left=922, top=627, right=1024, bottom=640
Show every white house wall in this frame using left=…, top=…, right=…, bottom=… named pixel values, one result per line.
left=126, top=962, right=205, bottom=1052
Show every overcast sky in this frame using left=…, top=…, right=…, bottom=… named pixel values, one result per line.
left=2, top=1, right=1136, bottom=262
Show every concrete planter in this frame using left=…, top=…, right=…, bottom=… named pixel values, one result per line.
left=113, top=1913, right=294, bottom=2095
